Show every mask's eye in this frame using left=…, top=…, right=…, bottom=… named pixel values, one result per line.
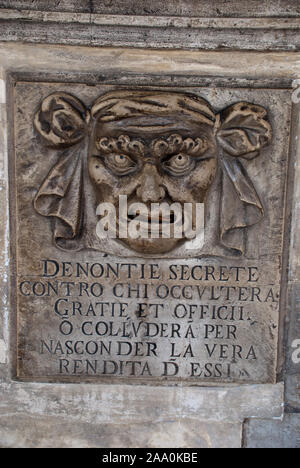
left=105, top=153, right=138, bottom=176
left=163, top=153, right=194, bottom=176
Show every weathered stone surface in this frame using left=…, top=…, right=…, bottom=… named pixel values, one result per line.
left=0, top=179, right=8, bottom=364
left=0, top=4, right=300, bottom=50
left=285, top=374, right=300, bottom=411
left=283, top=104, right=300, bottom=411
left=0, top=11, right=298, bottom=444
left=0, top=68, right=8, bottom=380
left=285, top=284, right=300, bottom=376
left=0, top=415, right=242, bottom=448
left=0, top=19, right=300, bottom=51
left=0, top=1, right=91, bottom=13
left=244, top=414, right=300, bottom=448
left=1, top=43, right=300, bottom=82
left=0, top=381, right=284, bottom=424
left=1, top=0, right=300, bottom=17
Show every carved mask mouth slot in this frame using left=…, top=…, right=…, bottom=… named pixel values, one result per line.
left=127, top=212, right=176, bottom=224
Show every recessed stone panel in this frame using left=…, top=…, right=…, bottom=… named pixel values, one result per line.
left=10, top=79, right=291, bottom=384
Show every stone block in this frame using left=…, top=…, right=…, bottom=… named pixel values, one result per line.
left=244, top=414, right=300, bottom=448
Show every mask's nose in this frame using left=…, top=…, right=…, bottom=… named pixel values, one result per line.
left=136, top=163, right=166, bottom=203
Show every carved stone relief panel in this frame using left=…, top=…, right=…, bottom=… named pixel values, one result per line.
left=32, top=89, right=272, bottom=258
left=10, top=79, right=291, bottom=384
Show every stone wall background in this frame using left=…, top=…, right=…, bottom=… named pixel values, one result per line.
left=0, top=1, right=299, bottom=448
left=0, top=0, right=300, bottom=16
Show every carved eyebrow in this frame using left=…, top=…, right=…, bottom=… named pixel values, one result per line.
left=95, top=135, right=145, bottom=156
left=151, top=134, right=209, bottom=157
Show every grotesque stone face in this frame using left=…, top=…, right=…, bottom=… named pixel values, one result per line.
left=33, top=89, right=272, bottom=257
left=88, top=115, right=217, bottom=254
